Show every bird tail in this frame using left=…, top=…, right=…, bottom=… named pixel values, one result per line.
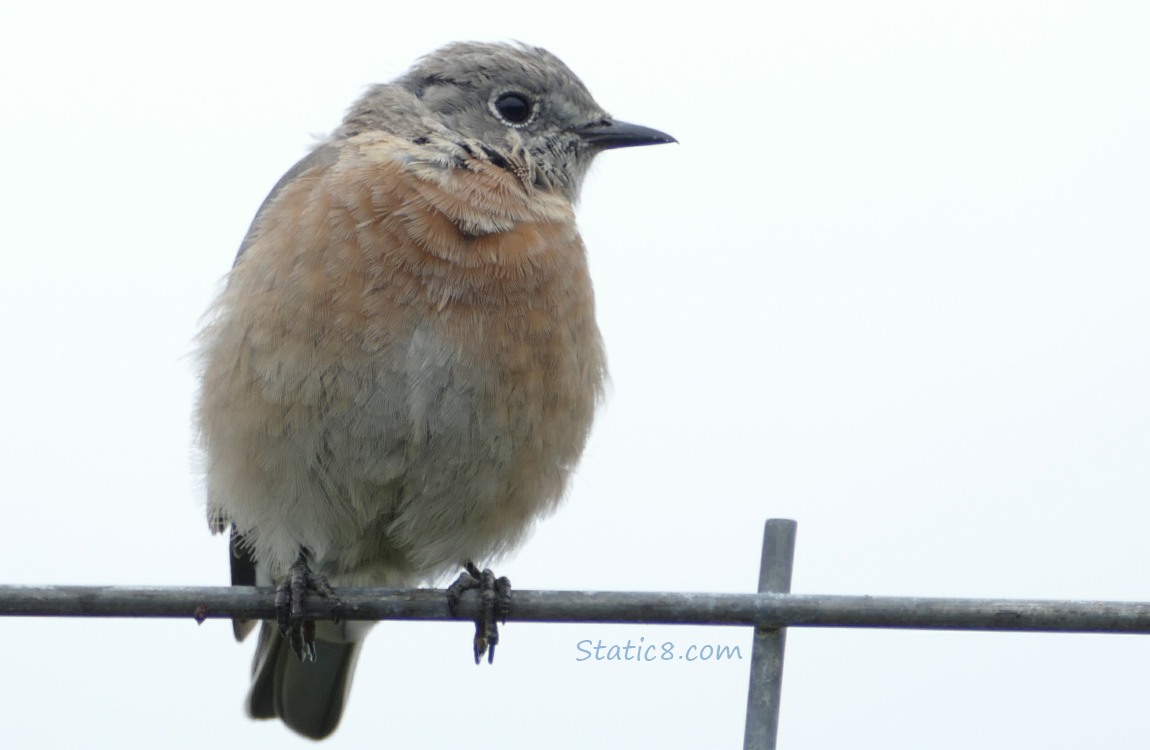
left=246, top=620, right=369, bottom=740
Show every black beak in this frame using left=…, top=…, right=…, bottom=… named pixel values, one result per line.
left=576, top=119, right=677, bottom=150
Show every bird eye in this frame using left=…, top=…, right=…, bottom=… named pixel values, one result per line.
left=491, top=91, right=534, bottom=125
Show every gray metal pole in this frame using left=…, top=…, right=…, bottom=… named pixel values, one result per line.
left=7, top=585, right=1150, bottom=632
left=743, top=518, right=798, bottom=750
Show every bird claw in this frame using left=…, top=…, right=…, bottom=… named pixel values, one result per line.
left=275, top=553, right=341, bottom=661
left=447, top=562, right=512, bottom=664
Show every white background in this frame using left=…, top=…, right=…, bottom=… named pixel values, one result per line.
left=2, top=1, right=1148, bottom=747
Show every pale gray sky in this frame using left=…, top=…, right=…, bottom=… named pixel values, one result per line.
left=2, top=1, right=1148, bottom=747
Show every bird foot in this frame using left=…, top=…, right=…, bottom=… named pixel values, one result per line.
left=447, top=562, right=512, bottom=664
left=275, top=553, right=341, bottom=661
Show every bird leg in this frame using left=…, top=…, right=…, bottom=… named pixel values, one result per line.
left=275, top=550, right=340, bottom=661
left=447, top=562, right=512, bottom=664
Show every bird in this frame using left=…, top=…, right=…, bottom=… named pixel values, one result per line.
left=194, top=40, right=674, bottom=740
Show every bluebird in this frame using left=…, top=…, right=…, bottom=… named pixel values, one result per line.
left=195, top=41, right=674, bottom=739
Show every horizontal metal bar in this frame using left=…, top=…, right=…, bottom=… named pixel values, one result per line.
left=3, top=584, right=1150, bottom=633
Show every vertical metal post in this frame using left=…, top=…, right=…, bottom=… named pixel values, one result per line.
left=743, top=519, right=797, bottom=750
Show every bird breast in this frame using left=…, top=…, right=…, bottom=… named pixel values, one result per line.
left=198, top=133, right=606, bottom=582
